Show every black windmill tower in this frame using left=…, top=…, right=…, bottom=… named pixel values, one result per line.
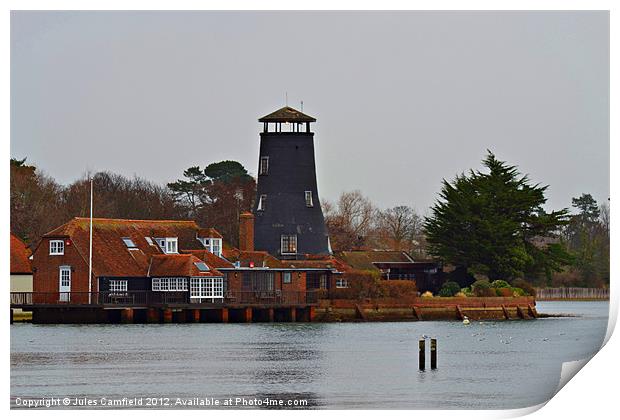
left=254, top=106, right=331, bottom=258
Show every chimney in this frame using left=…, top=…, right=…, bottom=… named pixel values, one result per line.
left=239, top=212, right=254, bottom=252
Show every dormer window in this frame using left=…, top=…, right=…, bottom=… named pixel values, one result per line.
left=305, top=191, right=313, bottom=207
left=211, top=238, right=222, bottom=257
left=164, top=238, right=178, bottom=254
left=197, top=237, right=222, bottom=257
left=258, top=194, right=267, bottom=211
left=49, top=240, right=65, bottom=255
left=259, top=156, right=269, bottom=175
left=122, top=237, right=137, bottom=248
left=145, top=237, right=154, bottom=246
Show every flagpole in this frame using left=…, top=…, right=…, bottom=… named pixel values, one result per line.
left=89, top=176, right=93, bottom=304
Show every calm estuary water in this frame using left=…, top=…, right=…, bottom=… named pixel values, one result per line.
left=10, top=301, right=609, bottom=409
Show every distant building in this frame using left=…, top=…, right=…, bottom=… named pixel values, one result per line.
left=254, top=106, right=330, bottom=258
left=11, top=233, right=33, bottom=314
left=336, top=250, right=443, bottom=293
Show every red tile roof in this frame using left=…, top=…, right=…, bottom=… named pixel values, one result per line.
left=41, top=218, right=222, bottom=277
left=182, top=249, right=235, bottom=269
left=196, top=228, right=223, bottom=239
left=221, top=248, right=350, bottom=272
left=10, top=233, right=32, bottom=274
left=335, top=250, right=414, bottom=271
left=284, top=256, right=351, bottom=272
left=148, top=254, right=222, bottom=277
left=223, top=248, right=288, bottom=268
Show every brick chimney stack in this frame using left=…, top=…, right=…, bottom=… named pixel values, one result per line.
left=239, top=212, right=255, bottom=252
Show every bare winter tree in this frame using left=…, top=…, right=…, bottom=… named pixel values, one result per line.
left=375, top=205, right=423, bottom=252
left=324, top=190, right=376, bottom=251
left=63, top=171, right=180, bottom=222
left=10, top=158, right=66, bottom=247
left=599, top=202, right=610, bottom=238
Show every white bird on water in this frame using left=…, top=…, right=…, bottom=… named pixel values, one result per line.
left=463, top=316, right=470, bottom=325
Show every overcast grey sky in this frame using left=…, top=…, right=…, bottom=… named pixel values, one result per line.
left=11, top=11, right=609, bottom=214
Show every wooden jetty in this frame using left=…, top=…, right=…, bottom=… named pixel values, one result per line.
left=10, top=291, right=317, bottom=324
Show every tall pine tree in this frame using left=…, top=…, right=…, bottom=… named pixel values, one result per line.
left=424, top=151, right=571, bottom=281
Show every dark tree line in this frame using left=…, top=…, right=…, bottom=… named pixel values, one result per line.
left=10, top=158, right=255, bottom=249
left=556, top=194, right=610, bottom=287
left=423, top=152, right=609, bottom=288
left=166, top=161, right=255, bottom=245
left=11, top=153, right=609, bottom=289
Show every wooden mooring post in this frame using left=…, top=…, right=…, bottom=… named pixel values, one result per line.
left=430, top=338, right=437, bottom=370
left=419, top=338, right=426, bottom=371
left=419, top=337, right=438, bottom=371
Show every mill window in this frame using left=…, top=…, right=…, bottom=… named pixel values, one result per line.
left=258, top=194, right=267, bottom=211
left=305, top=191, right=313, bottom=207
left=259, top=157, right=269, bottom=175
left=281, top=234, right=297, bottom=255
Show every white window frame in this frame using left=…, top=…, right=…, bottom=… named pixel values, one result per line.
left=305, top=191, right=313, bottom=207
left=194, top=261, right=210, bottom=272
left=190, top=277, right=224, bottom=303
left=109, top=280, right=128, bottom=295
left=259, top=156, right=269, bottom=175
left=281, top=234, right=297, bottom=255
left=336, top=278, right=349, bottom=288
left=209, top=238, right=222, bottom=257
left=152, top=277, right=187, bottom=291
left=257, top=194, right=267, bottom=211
left=59, top=266, right=71, bottom=301
left=50, top=240, right=65, bottom=255
left=165, top=237, right=178, bottom=254
left=122, top=237, right=137, bottom=248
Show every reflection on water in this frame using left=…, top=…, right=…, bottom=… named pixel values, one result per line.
left=11, top=301, right=609, bottom=409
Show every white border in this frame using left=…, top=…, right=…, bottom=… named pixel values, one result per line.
left=3, top=2, right=616, bottom=420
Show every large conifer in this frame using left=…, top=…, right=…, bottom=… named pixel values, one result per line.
left=424, top=151, right=571, bottom=281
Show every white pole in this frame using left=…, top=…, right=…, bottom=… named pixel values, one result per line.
left=89, top=177, right=93, bottom=304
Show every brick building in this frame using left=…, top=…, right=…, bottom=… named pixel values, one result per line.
left=30, top=216, right=344, bottom=305
left=32, top=218, right=227, bottom=304
left=11, top=233, right=33, bottom=314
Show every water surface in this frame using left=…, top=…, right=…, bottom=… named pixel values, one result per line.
left=10, top=301, right=609, bottom=409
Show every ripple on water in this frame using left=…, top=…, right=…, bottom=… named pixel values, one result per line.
left=10, top=301, right=609, bottom=409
